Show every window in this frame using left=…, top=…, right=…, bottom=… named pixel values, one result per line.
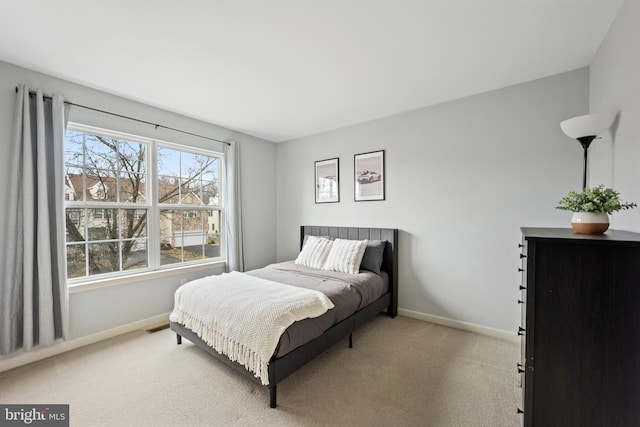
left=93, top=209, right=105, bottom=220
left=68, top=210, right=80, bottom=227
left=157, top=146, right=221, bottom=266
left=183, top=210, right=197, bottom=219
left=64, top=124, right=223, bottom=281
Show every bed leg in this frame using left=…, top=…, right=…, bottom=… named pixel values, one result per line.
left=269, top=385, right=277, bottom=408
left=176, top=334, right=182, bottom=345
left=349, top=334, right=353, bottom=348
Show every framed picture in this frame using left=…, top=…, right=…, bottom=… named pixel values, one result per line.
left=315, top=158, right=340, bottom=203
left=354, top=150, right=385, bottom=201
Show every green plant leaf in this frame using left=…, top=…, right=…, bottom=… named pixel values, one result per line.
left=556, top=185, right=637, bottom=214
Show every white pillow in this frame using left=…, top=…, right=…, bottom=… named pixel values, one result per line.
left=295, top=236, right=333, bottom=269
left=323, top=238, right=368, bottom=274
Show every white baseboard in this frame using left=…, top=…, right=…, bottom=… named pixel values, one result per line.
left=0, top=309, right=518, bottom=374
left=398, top=308, right=519, bottom=343
left=0, top=312, right=170, bottom=374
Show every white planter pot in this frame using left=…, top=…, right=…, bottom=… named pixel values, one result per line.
left=571, top=212, right=610, bottom=234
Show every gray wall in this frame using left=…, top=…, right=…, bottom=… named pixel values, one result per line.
left=0, top=60, right=277, bottom=340
left=590, top=0, right=640, bottom=232
left=277, top=69, right=589, bottom=333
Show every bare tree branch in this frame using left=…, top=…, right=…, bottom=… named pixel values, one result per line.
left=66, top=135, right=218, bottom=276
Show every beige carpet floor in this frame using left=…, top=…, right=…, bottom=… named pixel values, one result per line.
left=0, top=315, right=521, bottom=426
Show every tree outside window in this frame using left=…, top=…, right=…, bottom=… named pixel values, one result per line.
left=64, top=125, right=222, bottom=280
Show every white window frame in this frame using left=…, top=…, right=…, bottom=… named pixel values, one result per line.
left=65, top=123, right=225, bottom=288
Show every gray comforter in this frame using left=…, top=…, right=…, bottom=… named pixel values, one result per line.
left=247, top=261, right=387, bottom=357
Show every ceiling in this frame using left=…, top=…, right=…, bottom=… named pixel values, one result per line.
left=0, top=1, right=624, bottom=143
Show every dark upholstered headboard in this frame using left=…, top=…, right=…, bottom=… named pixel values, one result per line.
left=299, top=226, right=398, bottom=317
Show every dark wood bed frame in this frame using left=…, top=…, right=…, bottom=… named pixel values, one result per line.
left=170, top=225, right=398, bottom=408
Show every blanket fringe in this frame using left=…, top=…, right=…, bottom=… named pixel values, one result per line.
left=171, top=310, right=270, bottom=385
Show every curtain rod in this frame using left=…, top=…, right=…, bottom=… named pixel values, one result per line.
left=15, top=86, right=230, bottom=146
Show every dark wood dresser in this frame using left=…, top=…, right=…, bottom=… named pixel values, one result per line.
left=518, top=227, right=640, bottom=426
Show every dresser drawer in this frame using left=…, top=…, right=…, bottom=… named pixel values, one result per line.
left=519, top=227, right=640, bottom=426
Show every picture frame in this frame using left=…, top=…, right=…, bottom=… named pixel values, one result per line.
left=315, top=158, right=340, bottom=203
left=354, top=150, right=385, bottom=201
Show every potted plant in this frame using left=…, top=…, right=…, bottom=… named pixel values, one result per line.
left=556, top=185, right=637, bottom=234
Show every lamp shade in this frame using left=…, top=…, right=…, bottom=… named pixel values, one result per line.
left=560, top=112, right=617, bottom=139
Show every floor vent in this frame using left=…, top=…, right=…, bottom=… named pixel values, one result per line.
left=146, top=323, right=170, bottom=333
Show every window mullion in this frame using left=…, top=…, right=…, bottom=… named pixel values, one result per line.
left=84, top=207, right=89, bottom=278
left=201, top=206, right=206, bottom=257
left=148, top=141, right=161, bottom=269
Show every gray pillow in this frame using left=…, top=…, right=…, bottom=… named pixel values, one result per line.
left=360, top=240, right=386, bottom=274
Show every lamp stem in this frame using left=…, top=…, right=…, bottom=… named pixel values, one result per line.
left=582, top=145, right=588, bottom=190
left=577, top=135, right=597, bottom=190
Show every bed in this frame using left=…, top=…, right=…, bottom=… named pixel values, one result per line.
left=169, top=225, right=398, bottom=408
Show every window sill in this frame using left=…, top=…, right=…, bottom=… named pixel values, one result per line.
left=68, top=260, right=226, bottom=294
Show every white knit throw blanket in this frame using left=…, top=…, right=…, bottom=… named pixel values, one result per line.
left=169, top=271, right=335, bottom=385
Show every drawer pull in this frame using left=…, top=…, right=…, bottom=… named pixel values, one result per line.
left=520, top=253, right=526, bottom=258
left=518, top=299, right=525, bottom=304
left=518, top=243, right=523, bottom=248
left=517, top=408, right=524, bottom=414
left=518, top=268, right=524, bottom=272
left=519, top=285, right=526, bottom=290
left=518, top=326, right=525, bottom=336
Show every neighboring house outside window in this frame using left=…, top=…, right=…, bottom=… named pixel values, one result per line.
left=64, top=123, right=223, bottom=282
left=93, top=209, right=105, bottom=220
left=64, top=175, right=76, bottom=201
left=68, top=211, right=80, bottom=227
left=183, top=209, right=197, bottom=219
left=89, top=182, right=108, bottom=200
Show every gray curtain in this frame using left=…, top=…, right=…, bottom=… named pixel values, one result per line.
left=0, top=85, right=70, bottom=356
left=223, top=140, right=244, bottom=272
